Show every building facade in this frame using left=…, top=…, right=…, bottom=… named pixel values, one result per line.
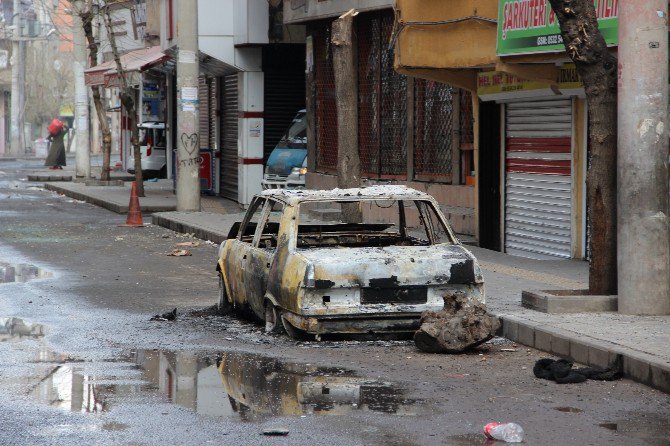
left=392, top=0, right=607, bottom=260
left=285, top=0, right=478, bottom=236
left=154, top=0, right=305, bottom=205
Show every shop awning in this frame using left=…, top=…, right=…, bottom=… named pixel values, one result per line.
left=84, top=46, right=170, bottom=87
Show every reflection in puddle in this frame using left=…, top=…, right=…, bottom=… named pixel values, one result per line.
left=218, top=352, right=417, bottom=420
left=31, top=349, right=419, bottom=421
left=0, top=262, right=53, bottom=283
left=0, top=317, right=45, bottom=339
left=599, top=414, right=670, bottom=446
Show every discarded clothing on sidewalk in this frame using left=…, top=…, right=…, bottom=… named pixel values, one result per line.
left=533, top=357, right=622, bottom=384
left=150, top=308, right=177, bottom=322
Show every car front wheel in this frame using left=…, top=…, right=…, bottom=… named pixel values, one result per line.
left=217, top=274, right=232, bottom=315
left=264, top=301, right=285, bottom=334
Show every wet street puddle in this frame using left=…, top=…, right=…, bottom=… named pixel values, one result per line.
left=598, top=416, right=670, bottom=446
left=0, top=262, right=53, bottom=283
left=0, top=317, right=46, bottom=339
left=27, top=348, right=420, bottom=421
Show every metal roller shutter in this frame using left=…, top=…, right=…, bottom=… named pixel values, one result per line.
left=198, top=76, right=210, bottom=149
left=505, top=98, right=573, bottom=260
left=220, top=74, right=238, bottom=201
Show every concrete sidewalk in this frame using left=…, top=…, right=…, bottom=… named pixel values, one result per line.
left=43, top=180, right=177, bottom=213
left=36, top=178, right=670, bottom=393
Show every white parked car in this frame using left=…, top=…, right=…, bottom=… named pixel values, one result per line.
left=127, top=122, right=167, bottom=178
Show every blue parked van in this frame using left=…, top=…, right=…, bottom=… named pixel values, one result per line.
left=262, top=110, right=307, bottom=189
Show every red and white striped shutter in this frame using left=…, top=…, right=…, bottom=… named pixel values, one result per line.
left=504, top=98, right=573, bottom=259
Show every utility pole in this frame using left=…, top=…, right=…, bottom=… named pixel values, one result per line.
left=617, top=1, right=670, bottom=315
left=175, top=0, right=200, bottom=211
left=72, top=0, right=90, bottom=179
left=9, top=0, right=25, bottom=156
left=332, top=9, right=361, bottom=223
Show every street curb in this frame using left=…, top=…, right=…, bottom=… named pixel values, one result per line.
left=44, top=183, right=175, bottom=214
left=45, top=183, right=126, bottom=213
left=498, top=314, right=670, bottom=393
left=28, top=175, right=73, bottom=182
left=152, top=213, right=228, bottom=244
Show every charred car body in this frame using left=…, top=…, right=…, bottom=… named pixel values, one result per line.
left=215, top=185, right=484, bottom=337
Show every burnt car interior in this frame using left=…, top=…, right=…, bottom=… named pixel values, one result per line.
left=296, top=200, right=452, bottom=249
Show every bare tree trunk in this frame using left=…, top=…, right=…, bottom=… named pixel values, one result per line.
left=103, top=6, right=144, bottom=196
left=332, top=9, right=362, bottom=223
left=549, top=0, right=617, bottom=295
left=81, top=8, right=112, bottom=181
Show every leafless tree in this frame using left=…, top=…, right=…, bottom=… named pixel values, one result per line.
left=76, top=0, right=113, bottom=181
left=549, top=0, right=617, bottom=294
left=101, top=1, right=144, bottom=195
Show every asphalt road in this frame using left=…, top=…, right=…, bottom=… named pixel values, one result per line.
left=0, top=159, right=668, bottom=446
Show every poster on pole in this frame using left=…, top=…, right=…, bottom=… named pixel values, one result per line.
left=497, top=0, right=618, bottom=56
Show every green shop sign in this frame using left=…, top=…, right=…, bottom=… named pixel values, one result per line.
left=497, top=0, right=618, bottom=56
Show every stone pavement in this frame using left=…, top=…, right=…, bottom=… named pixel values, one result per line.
left=33, top=176, right=670, bottom=393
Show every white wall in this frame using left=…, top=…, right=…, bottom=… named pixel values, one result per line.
left=234, top=0, right=269, bottom=45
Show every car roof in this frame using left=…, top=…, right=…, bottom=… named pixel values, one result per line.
left=259, top=185, right=434, bottom=205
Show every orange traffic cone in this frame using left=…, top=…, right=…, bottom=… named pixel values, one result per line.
left=119, top=181, right=145, bottom=227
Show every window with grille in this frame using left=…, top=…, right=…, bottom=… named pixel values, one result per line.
left=413, top=79, right=454, bottom=182
left=357, top=11, right=408, bottom=179
left=311, top=23, right=338, bottom=172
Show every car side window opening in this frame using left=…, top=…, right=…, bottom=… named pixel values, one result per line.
left=296, top=199, right=453, bottom=249
left=253, top=199, right=284, bottom=250
left=237, top=198, right=266, bottom=243
left=415, top=200, right=452, bottom=244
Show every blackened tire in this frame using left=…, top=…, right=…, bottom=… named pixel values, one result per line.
left=217, top=274, right=232, bottom=315
left=264, top=302, right=285, bottom=334
left=281, top=315, right=313, bottom=341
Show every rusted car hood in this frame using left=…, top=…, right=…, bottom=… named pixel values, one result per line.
left=298, top=244, right=481, bottom=288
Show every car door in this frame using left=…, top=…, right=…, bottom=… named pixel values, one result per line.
left=241, top=199, right=284, bottom=320
left=223, top=197, right=265, bottom=310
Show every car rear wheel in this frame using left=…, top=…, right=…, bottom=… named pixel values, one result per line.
left=264, top=302, right=285, bottom=334
left=217, top=275, right=232, bottom=315
left=281, top=315, right=313, bottom=341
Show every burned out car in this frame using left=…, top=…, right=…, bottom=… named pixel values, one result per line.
left=215, top=185, right=484, bottom=338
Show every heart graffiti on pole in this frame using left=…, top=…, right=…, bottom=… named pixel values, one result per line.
left=180, top=133, right=199, bottom=156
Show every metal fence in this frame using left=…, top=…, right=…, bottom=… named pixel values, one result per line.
left=312, top=23, right=338, bottom=172
left=413, top=78, right=454, bottom=181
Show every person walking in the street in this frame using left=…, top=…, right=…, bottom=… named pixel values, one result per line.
left=45, top=118, right=67, bottom=170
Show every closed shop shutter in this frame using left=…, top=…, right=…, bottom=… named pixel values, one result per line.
left=505, top=98, right=573, bottom=260
left=220, top=74, right=238, bottom=201
left=209, top=78, right=217, bottom=149
left=198, top=76, right=210, bottom=149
